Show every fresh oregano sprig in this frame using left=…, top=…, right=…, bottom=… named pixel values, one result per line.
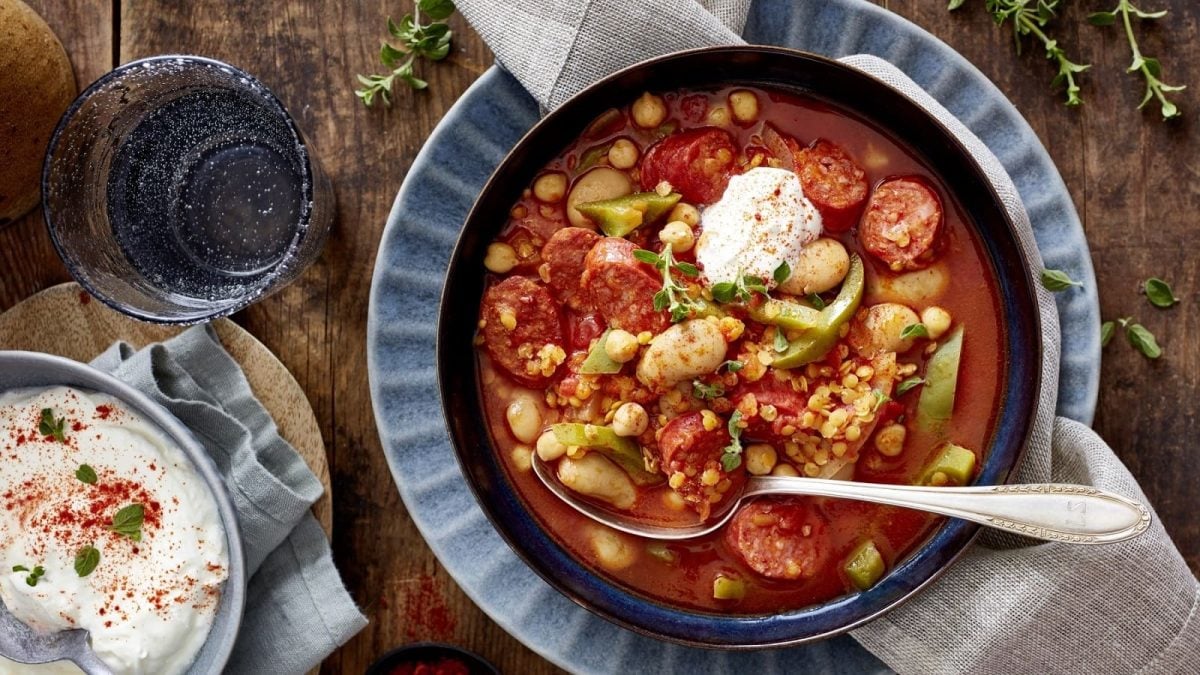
left=633, top=245, right=701, bottom=323
left=355, top=0, right=456, bottom=107
left=721, top=410, right=745, bottom=471
left=950, top=0, right=1090, bottom=106
left=1088, top=1, right=1185, bottom=119
left=1102, top=316, right=1162, bottom=359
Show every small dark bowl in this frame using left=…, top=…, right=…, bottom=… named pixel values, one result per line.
left=365, top=642, right=499, bottom=675
left=437, top=46, right=1041, bottom=648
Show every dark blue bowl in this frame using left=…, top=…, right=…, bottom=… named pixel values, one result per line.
left=437, top=46, right=1040, bottom=648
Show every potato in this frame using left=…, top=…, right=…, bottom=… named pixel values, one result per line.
left=588, top=525, right=638, bottom=570
left=557, top=453, right=636, bottom=510
left=635, top=319, right=728, bottom=391
left=778, top=238, right=850, bottom=295
left=566, top=167, right=633, bottom=228
left=847, top=303, right=921, bottom=357
left=868, top=263, right=950, bottom=306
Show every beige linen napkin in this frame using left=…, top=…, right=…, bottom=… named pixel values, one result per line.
left=452, top=0, right=1200, bottom=672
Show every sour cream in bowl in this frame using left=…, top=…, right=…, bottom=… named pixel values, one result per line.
left=0, top=352, right=244, bottom=675
left=694, top=166, right=822, bottom=288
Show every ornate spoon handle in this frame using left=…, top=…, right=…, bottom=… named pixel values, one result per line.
left=746, top=477, right=1151, bottom=544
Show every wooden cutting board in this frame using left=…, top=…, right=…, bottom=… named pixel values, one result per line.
left=0, top=283, right=332, bottom=536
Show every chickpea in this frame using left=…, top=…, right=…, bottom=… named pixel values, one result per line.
left=658, top=220, right=695, bottom=253
left=632, top=92, right=668, bottom=128
left=604, top=329, right=639, bottom=363
left=707, top=105, right=730, bottom=126
left=745, top=443, right=778, bottom=476
left=608, top=138, right=639, bottom=170
left=612, top=402, right=649, bottom=437
left=728, top=89, right=759, bottom=124
left=505, top=395, right=542, bottom=444
left=668, top=202, right=700, bottom=227
left=483, top=242, right=518, bottom=274
left=771, top=463, right=800, bottom=477
left=536, top=429, right=567, bottom=461
left=921, top=306, right=953, bottom=340
left=510, top=445, right=532, bottom=472
left=874, top=423, right=907, bottom=457
left=533, top=172, right=568, bottom=203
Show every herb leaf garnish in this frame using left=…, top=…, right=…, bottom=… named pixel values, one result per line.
left=711, top=274, right=769, bottom=305
left=806, top=293, right=827, bottom=310
left=721, top=360, right=744, bottom=373
left=773, top=330, right=790, bottom=353
left=1041, top=268, right=1082, bottom=292
left=900, top=323, right=930, bottom=340
left=1144, top=278, right=1178, bottom=308
left=692, top=380, right=725, bottom=400
left=39, top=408, right=66, bottom=442
left=355, top=0, right=456, bottom=106
left=1100, top=320, right=1116, bottom=347
left=109, top=504, right=145, bottom=541
left=75, top=546, right=100, bottom=578
left=720, top=410, right=745, bottom=471
left=76, top=464, right=98, bottom=485
left=1088, top=1, right=1185, bottom=119
left=636, top=245, right=702, bottom=323
left=1126, top=322, right=1162, bottom=359
left=18, top=564, right=46, bottom=587
left=896, top=377, right=926, bottom=396
left=773, top=261, right=792, bottom=285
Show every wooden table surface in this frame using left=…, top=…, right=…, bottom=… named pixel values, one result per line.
left=2, top=1, right=1196, bottom=673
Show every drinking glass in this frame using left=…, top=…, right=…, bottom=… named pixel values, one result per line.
left=43, top=55, right=333, bottom=324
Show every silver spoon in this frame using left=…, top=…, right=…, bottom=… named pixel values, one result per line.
left=532, top=456, right=1151, bottom=544
left=0, top=598, right=114, bottom=675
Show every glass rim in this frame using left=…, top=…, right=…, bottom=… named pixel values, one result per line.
left=41, top=54, right=320, bottom=325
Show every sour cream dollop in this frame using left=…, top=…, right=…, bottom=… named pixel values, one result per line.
left=0, top=387, right=228, bottom=675
left=695, top=166, right=822, bottom=287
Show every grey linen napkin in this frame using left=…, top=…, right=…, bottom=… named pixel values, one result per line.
left=452, top=1, right=1200, bottom=672
left=91, top=325, right=366, bottom=675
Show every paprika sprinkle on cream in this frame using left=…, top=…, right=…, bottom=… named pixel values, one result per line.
left=0, top=387, right=228, bottom=675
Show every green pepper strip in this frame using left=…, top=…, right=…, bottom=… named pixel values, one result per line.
left=579, top=329, right=622, bottom=375
left=844, top=539, right=885, bottom=591
left=747, top=297, right=822, bottom=331
left=575, top=192, right=682, bottom=238
left=916, top=326, right=964, bottom=431
left=771, top=255, right=865, bottom=369
left=550, top=423, right=664, bottom=486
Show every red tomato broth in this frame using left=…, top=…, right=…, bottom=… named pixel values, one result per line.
left=475, top=85, right=1005, bottom=614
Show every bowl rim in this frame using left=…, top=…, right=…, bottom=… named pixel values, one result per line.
left=436, top=44, right=1041, bottom=648
left=0, top=350, right=247, bottom=672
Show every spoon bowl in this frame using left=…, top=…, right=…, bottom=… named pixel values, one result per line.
left=0, top=598, right=113, bottom=675
left=532, top=455, right=1151, bottom=545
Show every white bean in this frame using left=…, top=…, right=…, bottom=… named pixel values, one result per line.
left=848, top=303, right=921, bottom=357
left=636, top=319, right=728, bottom=391
left=778, top=238, right=850, bottom=295
left=588, top=525, right=638, bottom=570
left=567, top=167, right=633, bottom=228
left=510, top=445, right=532, bottom=472
left=536, top=430, right=567, bottom=461
left=557, top=453, right=636, bottom=510
left=868, top=263, right=950, bottom=305
left=505, top=394, right=543, bottom=444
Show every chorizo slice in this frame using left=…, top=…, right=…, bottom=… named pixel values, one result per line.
left=795, top=140, right=869, bottom=232
left=726, top=498, right=829, bottom=580
left=640, top=127, right=737, bottom=204
left=541, top=227, right=601, bottom=312
left=581, top=237, right=669, bottom=334
left=480, top=276, right=566, bottom=387
left=860, top=177, right=943, bottom=272
left=658, top=412, right=745, bottom=519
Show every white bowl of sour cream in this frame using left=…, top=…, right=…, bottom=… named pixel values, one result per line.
left=0, top=351, right=245, bottom=675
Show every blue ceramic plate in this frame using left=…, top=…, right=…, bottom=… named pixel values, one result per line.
left=367, top=1, right=1099, bottom=672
